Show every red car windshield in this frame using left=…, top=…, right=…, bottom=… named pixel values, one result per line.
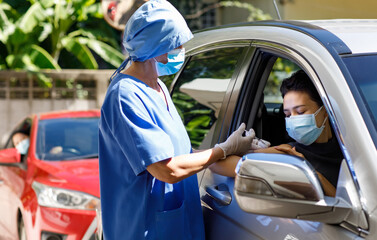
left=36, top=117, right=99, bottom=161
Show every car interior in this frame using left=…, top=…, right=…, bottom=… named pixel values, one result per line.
left=233, top=51, right=296, bottom=146
left=234, top=49, right=345, bottom=196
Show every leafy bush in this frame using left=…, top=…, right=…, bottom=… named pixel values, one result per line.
left=0, top=0, right=124, bottom=74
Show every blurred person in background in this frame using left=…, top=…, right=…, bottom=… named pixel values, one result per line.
left=12, top=132, right=29, bottom=155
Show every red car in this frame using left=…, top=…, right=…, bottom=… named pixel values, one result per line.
left=0, top=110, right=100, bottom=240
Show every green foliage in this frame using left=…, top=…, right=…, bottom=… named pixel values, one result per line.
left=172, top=91, right=215, bottom=147
left=62, top=36, right=98, bottom=69
left=219, top=1, right=272, bottom=21
left=171, top=0, right=271, bottom=30
left=0, top=0, right=123, bottom=77
left=264, top=58, right=300, bottom=102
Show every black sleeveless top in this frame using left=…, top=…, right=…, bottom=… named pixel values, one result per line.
left=289, top=137, right=344, bottom=186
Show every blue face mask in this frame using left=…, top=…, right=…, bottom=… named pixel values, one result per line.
left=285, top=106, right=328, bottom=146
left=16, top=138, right=30, bottom=155
left=155, top=48, right=185, bottom=76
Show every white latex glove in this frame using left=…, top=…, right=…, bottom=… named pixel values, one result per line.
left=215, top=123, right=254, bottom=159
left=251, top=138, right=271, bottom=149
left=245, top=128, right=271, bottom=150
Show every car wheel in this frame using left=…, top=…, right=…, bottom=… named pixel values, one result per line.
left=18, top=218, right=27, bottom=240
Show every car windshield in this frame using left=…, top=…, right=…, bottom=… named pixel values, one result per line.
left=343, top=54, right=377, bottom=145
left=36, top=117, right=99, bottom=161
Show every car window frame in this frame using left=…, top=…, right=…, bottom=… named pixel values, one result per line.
left=224, top=41, right=341, bottom=141
left=2, top=117, right=33, bottom=165
left=224, top=41, right=353, bottom=187
left=4, top=117, right=33, bottom=149
left=229, top=49, right=278, bottom=132
left=225, top=43, right=372, bottom=233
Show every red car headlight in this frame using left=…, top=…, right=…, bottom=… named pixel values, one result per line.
left=32, top=181, right=99, bottom=210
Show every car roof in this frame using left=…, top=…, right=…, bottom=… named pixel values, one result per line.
left=38, top=109, right=100, bottom=120
left=305, top=19, right=377, bottom=54
left=193, top=19, right=377, bottom=55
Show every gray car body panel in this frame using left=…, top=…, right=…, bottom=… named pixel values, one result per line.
left=178, top=20, right=377, bottom=239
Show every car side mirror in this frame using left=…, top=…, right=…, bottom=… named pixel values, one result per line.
left=234, top=153, right=352, bottom=224
left=0, top=148, right=21, bottom=164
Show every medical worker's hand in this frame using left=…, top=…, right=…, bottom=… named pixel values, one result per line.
left=215, top=123, right=254, bottom=159
left=245, top=128, right=271, bottom=150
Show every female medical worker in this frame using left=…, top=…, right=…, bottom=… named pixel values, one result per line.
left=98, top=1, right=255, bottom=239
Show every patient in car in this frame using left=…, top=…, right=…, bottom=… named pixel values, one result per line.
left=12, top=132, right=30, bottom=155
left=211, top=70, right=343, bottom=197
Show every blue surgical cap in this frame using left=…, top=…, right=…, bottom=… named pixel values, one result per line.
left=110, top=0, right=193, bottom=80
left=124, top=0, right=193, bottom=62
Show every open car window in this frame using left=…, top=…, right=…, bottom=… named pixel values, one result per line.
left=4, top=118, right=32, bottom=149
left=260, top=57, right=300, bottom=146
left=239, top=50, right=344, bottom=191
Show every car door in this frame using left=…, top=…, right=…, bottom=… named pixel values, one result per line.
left=198, top=43, right=360, bottom=239
left=0, top=118, right=31, bottom=239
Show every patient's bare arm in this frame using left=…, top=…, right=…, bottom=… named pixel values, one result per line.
left=209, top=155, right=240, bottom=177
left=209, top=144, right=291, bottom=177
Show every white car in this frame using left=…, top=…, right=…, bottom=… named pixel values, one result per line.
left=166, top=19, right=377, bottom=239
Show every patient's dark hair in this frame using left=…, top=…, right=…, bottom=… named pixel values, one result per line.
left=280, top=70, right=323, bottom=107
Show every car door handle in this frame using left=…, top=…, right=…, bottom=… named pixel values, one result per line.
left=205, top=184, right=232, bottom=206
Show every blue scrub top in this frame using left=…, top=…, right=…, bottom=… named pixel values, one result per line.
left=99, top=73, right=205, bottom=240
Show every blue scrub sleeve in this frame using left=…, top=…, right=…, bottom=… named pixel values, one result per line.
left=112, top=91, right=175, bottom=176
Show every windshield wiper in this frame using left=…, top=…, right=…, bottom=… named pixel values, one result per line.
left=64, top=154, right=99, bottom=161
